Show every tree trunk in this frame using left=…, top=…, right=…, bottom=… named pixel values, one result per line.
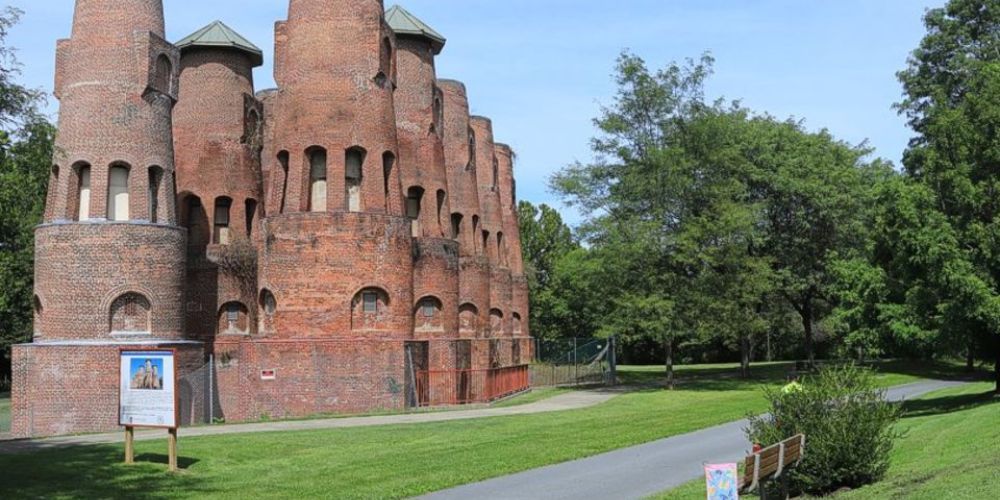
left=740, top=334, right=751, bottom=379
left=966, top=343, right=975, bottom=372
left=801, top=301, right=815, bottom=366
left=664, top=335, right=674, bottom=390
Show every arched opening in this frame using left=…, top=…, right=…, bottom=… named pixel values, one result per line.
left=33, top=295, right=42, bottom=336
left=154, top=54, right=172, bottom=94
left=482, top=230, right=490, bottom=260
left=433, top=96, right=443, bottom=135
left=406, top=186, right=424, bottom=237
left=512, top=313, right=522, bottom=334
left=352, top=287, right=389, bottom=331
left=472, top=215, right=481, bottom=254
left=218, top=302, right=250, bottom=334
left=214, top=197, right=232, bottom=244
left=383, top=152, right=395, bottom=212
left=307, top=147, right=327, bottom=213
left=450, top=212, right=463, bottom=241
left=259, top=289, right=277, bottom=333
left=459, top=303, right=479, bottom=335
left=110, top=292, right=151, bottom=334
left=277, top=151, right=290, bottom=214
left=148, top=166, right=163, bottom=223
left=467, top=128, right=476, bottom=170
left=512, top=339, right=522, bottom=365
left=497, top=232, right=506, bottom=267
left=436, top=190, right=446, bottom=236
left=414, top=296, right=443, bottom=331
left=377, top=36, right=393, bottom=87
left=489, top=309, right=504, bottom=337
left=71, top=162, right=91, bottom=221
left=245, top=198, right=258, bottom=238
left=492, top=156, right=500, bottom=190
left=181, top=194, right=208, bottom=250
left=108, top=164, right=130, bottom=221
left=346, top=147, right=365, bottom=212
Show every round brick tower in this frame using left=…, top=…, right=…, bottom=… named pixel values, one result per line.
left=496, top=143, right=531, bottom=360
left=471, top=116, right=514, bottom=344
left=388, top=6, right=460, bottom=403
left=440, top=80, right=491, bottom=345
left=14, top=0, right=198, bottom=438
left=260, top=0, right=413, bottom=339
left=173, top=21, right=265, bottom=341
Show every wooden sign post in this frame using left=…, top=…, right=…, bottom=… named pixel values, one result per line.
left=119, top=349, right=180, bottom=472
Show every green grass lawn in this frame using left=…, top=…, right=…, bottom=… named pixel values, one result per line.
left=0, top=361, right=970, bottom=499
left=652, top=381, right=999, bottom=500
left=0, top=392, right=9, bottom=432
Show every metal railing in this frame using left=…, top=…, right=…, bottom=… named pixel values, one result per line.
left=414, top=364, right=530, bottom=406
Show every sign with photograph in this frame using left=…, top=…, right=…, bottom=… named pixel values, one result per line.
left=705, top=463, right=739, bottom=500
left=119, top=350, right=177, bottom=428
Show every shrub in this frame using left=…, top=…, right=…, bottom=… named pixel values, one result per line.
left=745, top=363, right=901, bottom=496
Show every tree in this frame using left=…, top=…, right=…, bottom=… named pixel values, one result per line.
left=0, top=7, right=53, bottom=380
left=517, top=201, right=580, bottom=339
left=896, top=0, right=1000, bottom=391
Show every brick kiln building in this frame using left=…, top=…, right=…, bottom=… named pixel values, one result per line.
left=12, top=0, right=532, bottom=438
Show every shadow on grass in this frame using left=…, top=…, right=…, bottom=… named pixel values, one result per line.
left=872, top=359, right=990, bottom=382
left=901, top=390, right=1000, bottom=419
left=0, top=443, right=212, bottom=498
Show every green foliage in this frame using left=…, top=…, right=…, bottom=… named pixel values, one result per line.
left=0, top=7, right=53, bottom=376
left=746, top=364, right=902, bottom=496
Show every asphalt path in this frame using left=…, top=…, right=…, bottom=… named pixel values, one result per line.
left=418, top=379, right=968, bottom=500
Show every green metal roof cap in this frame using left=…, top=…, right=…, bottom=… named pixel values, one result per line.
left=386, top=5, right=446, bottom=55
left=176, top=21, right=264, bottom=67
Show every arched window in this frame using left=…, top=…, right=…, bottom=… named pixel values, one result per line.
left=459, top=303, right=479, bottom=334
left=148, top=166, right=162, bottom=223
left=277, top=151, right=290, bottom=214
left=214, top=197, right=232, bottom=244
left=110, top=293, right=151, bottom=334
left=497, top=232, right=506, bottom=266
left=182, top=195, right=208, bottom=249
left=346, top=147, right=365, bottom=212
left=492, top=156, right=500, bottom=190
left=259, top=289, right=277, bottom=333
left=451, top=213, right=463, bottom=240
left=383, top=152, right=395, bottom=212
left=489, top=309, right=504, bottom=337
left=73, top=163, right=91, bottom=221
left=406, top=186, right=424, bottom=237
left=415, top=296, right=443, bottom=331
left=108, top=164, right=130, bottom=221
left=467, top=128, right=476, bottom=170
left=482, top=230, right=490, bottom=259
left=245, top=198, right=257, bottom=238
left=378, top=37, right=393, bottom=86
left=308, top=148, right=327, bottom=213
left=154, top=54, right=172, bottom=94
left=512, top=313, right=522, bottom=334
left=352, top=287, right=389, bottom=331
left=33, top=295, right=42, bottom=336
left=472, top=215, right=481, bottom=254
left=218, top=302, right=249, bottom=334
left=436, top=190, right=446, bottom=236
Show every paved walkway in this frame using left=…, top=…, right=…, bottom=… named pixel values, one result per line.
left=0, top=390, right=616, bottom=454
left=418, top=379, right=969, bottom=500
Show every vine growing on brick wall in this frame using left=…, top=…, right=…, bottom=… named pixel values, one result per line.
left=210, top=238, right=259, bottom=316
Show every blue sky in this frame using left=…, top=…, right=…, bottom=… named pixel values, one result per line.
left=10, top=1, right=939, bottom=224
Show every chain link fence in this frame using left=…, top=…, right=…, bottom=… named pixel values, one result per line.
left=531, top=337, right=617, bottom=387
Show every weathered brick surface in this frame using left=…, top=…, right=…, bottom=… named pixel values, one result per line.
left=20, top=0, right=532, bottom=437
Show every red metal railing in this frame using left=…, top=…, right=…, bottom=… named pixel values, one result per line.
left=414, top=364, right=530, bottom=407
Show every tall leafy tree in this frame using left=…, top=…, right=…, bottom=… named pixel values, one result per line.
left=896, top=0, right=1000, bottom=391
left=517, top=201, right=581, bottom=339
left=0, top=7, right=54, bottom=380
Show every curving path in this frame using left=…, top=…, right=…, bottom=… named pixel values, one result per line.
left=0, top=389, right=616, bottom=454
left=417, top=379, right=969, bottom=500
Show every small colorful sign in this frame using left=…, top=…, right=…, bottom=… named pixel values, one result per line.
left=705, top=463, right=739, bottom=500
left=261, top=369, right=276, bottom=380
left=119, top=350, right=177, bottom=428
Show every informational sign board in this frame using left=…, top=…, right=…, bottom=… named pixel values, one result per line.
left=119, top=349, right=177, bottom=428
left=705, top=463, right=739, bottom=500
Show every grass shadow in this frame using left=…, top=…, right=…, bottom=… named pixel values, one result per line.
left=135, top=452, right=200, bottom=469
left=901, top=390, right=1000, bottom=419
left=0, top=443, right=214, bottom=498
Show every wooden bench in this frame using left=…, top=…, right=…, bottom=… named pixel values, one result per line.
left=740, top=434, right=806, bottom=497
